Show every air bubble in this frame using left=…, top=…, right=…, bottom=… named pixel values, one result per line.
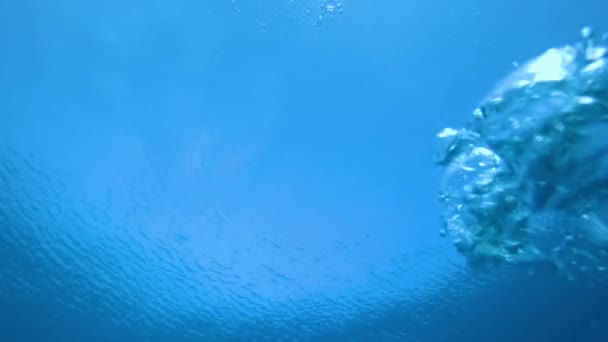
left=582, top=26, right=593, bottom=39
left=436, top=27, right=608, bottom=280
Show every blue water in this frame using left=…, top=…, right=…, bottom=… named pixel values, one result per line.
left=1, top=1, right=607, bottom=341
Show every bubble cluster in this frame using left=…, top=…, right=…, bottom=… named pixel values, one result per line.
left=436, top=27, right=608, bottom=279
left=312, top=0, right=344, bottom=26
left=233, top=1, right=345, bottom=29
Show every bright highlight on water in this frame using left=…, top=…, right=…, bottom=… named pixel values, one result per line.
left=436, top=27, right=608, bottom=278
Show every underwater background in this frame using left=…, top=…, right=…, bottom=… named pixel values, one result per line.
left=1, top=0, right=608, bottom=341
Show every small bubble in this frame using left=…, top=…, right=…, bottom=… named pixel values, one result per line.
left=473, top=107, right=485, bottom=118
left=577, top=96, right=595, bottom=104
left=581, top=26, right=593, bottom=39
left=586, top=46, right=607, bottom=60
left=437, top=127, right=458, bottom=138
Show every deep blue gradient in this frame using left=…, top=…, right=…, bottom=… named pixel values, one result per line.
left=1, top=1, right=608, bottom=341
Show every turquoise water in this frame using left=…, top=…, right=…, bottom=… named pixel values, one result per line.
left=1, top=1, right=608, bottom=341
